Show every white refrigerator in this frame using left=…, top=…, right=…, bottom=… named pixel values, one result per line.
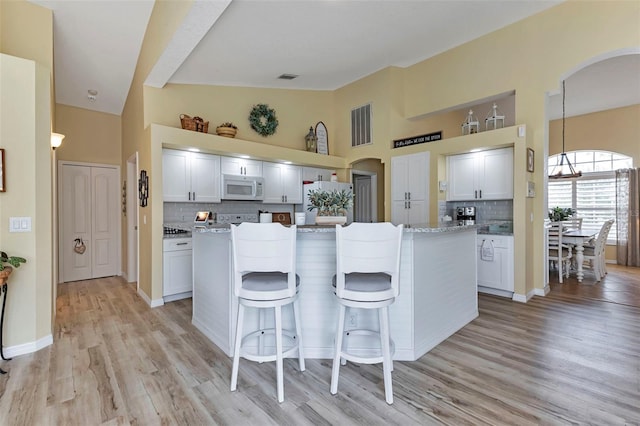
left=303, top=182, right=354, bottom=225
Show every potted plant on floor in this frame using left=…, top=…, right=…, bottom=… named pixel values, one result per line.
left=307, top=188, right=353, bottom=225
left=0, top=251, right=26, bottom=284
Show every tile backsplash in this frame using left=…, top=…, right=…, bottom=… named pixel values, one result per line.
left=164, top=201, right=296, bottom=224
left=445, top=200, right=513, bottom=222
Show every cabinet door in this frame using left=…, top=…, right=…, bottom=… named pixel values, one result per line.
left=163, top=249, right=193, bottom=296
left=221, top=157, right=263, bottom=176
left=391, top=200, right=408, bottom=226
left=262, top=162, right=284, bottom=203
left=447, top=153, right=476, bottom=201
left=477, top=245, right=506, bottom=290
left=163, top=149, right=190, bottom=202
left=281, top=165, right=302, bottom=203
left=190, top=153, right=221, bottom=203
left=391, top=155, right=409, bottom=202
left=407, top=152, right=429, bottom=201
left=478, top=148, right=513, bottom=200
left=407, top=199, right=428, bottom=225
left=302, top=167, right=333, bottom=182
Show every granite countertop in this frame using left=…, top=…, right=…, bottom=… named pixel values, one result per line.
left=188, top=222, right=480, bottom=234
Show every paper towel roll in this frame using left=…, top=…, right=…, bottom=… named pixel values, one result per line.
left=259, top=213, right=272, bottom=223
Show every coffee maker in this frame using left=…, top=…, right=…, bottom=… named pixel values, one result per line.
left=456, top=206, right=476, bottom=225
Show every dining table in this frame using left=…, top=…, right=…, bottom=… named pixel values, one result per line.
left=563, top=229, right=598, bottom=283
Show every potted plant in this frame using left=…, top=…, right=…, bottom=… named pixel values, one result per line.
left=0, top=251, right=26, bottom=283
left=548, top=207, right=575, bottom=222
left=307, top=188, right=353, bottom=225
left=216, top=122, right=237, bottom=138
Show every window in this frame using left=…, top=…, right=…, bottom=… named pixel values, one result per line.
left=548, top=150, right=633, bottom=243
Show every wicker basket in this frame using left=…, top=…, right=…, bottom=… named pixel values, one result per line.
left=180, top=114, right=209, bottom=133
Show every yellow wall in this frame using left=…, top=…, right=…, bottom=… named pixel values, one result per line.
left=549, top=104, right=640, bottom=162
left=0, top=54, right=53, bottom=346
left=1, top=1, right=54, bottom=348
left=122, top=0, right=195, bottom=301
left=55, top=104, right=122, bottom=165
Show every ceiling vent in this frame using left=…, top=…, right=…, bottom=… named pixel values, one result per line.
left=351, top=103, right=372, bottom=147
left=278, top=73, right=299, bottom=80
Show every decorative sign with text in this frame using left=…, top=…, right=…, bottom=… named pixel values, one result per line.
left=393, top=131, right=442, bottom=148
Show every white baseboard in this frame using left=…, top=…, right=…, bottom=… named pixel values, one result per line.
left=137, top=287, right=164, bottom=308
left=534, top=285, right=550, bottom=297
left=3, top=334, right=53, bottom=358
left=512, top=288, right=536, bottom=303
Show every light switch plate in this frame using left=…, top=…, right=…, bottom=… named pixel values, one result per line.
left=10, top=216, right=31, bottom=232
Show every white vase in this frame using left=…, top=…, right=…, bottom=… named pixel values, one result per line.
left=315, top=215, right=347, bottom=225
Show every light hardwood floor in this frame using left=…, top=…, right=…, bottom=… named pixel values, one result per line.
left=1, top=266, right=639, bottom=425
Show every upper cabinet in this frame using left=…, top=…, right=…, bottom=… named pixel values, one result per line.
left=447, top=147, right=513, bottom=201
left=391, top=151, right=430, bottom=225
left=263, top=163, right=303, bottom=204
left=302, top=167, right=334, bottom=182
left=220, top=157, right=263, bottom=177
left=163, top=149, right=221, bottom=202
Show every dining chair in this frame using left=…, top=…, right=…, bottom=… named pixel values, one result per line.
left=330, top=222, right=404, bottom=404
left=548, top=221, right=572, bottom=283
left=562, top=217, right=583, bottom=231
left=582, top=219, right=614, bottom=281
left=229, top=222, right=305, bottom=403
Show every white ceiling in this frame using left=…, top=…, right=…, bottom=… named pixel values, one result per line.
left=29, top=0, right=639, bottom=119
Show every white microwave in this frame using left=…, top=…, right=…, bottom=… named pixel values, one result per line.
left=222, top=174, right=264, bottom=200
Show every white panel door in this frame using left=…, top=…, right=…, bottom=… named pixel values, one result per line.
left=61, top=163, right=120, bottom=282
left=354, top=175, right=372, bottom=222
left=91, top=167, right=119, bottom=278
left=62, top=165, right=92, bottom=282
left=479, top=148, right=513, bottom=200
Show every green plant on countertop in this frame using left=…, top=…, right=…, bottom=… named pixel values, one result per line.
left=307, top=188, right=353, bottom=216
left=0, top=251, right=26, bottom=271
left=548, top=207, right=575, bottom=222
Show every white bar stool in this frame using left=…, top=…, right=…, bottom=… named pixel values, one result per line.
left=229, top=223, right=305, bottom=403
left=330, top=222, right=403, bottom=404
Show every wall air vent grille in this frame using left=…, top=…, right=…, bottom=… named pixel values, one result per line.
left=351, top=103, right=372, bottom=147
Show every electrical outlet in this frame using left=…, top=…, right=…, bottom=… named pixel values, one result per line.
left=348, top=313, right=357, bottom=327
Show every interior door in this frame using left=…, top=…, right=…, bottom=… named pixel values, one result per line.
left=61, top=163, right=119, bottom=282
left=61, top=165, right=92, bottom=282
left=91, top=166, right=119, bottom=278
left=354, top=175, right=372, bottom=222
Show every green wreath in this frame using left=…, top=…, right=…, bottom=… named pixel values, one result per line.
left=249, top=104, right=278, bottom=136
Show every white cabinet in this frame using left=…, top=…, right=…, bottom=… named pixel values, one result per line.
left=302, top=167, right=334, bottom=182
left=221, top=157, right=262, bottom=176
left=477, top=234, right=514, bottom=297
left=263, top=162, right=302, bottom=203
left=163, top=149, right=221, bottom=202
left=391, top=152, right=430, bottom=225
left=447, top=147, right=513, bottom=201
left=163, top=237, right=193, bottom=301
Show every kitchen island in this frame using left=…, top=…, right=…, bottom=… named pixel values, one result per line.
left=192, top=224, right=478, bottom=361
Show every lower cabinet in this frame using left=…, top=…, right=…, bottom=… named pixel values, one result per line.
left=476, top=234, right=514, bottom=297
left=163, top=237, right=193, bottom=302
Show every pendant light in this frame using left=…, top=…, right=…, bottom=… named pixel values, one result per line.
left=549, top=80, right=582, bottom=179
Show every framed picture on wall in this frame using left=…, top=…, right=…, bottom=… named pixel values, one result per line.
left=527, top=148, right=535, bottom=173
left=0, top=149, right=5, bottom=192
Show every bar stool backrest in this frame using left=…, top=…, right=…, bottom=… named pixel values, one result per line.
left=230, top=223, right=297, bottom=300
left=335, top=222, right=403, bottom=301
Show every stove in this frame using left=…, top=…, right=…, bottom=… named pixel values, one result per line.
left=163, top=226, right=189, bottom=235
left=216, top=213, right=259, bottom=224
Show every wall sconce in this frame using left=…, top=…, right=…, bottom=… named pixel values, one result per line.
left=51, top=133, right=65, bottom=150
